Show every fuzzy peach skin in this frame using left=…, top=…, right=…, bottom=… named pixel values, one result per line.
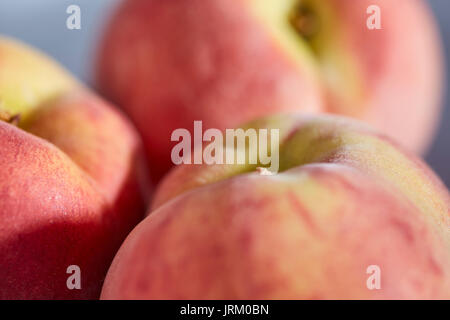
left=0, top=37, right=150, bottom=299
left=101, top=114, right=450, bottom=299
left=97, top=0, right=444, bottom=183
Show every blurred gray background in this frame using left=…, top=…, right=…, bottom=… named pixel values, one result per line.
left=0, top=0, right=449, bottom=186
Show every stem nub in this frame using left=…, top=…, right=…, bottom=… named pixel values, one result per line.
left=0, top=109, right=21, bottom=126
left=290, top=4, right=318, bottom=40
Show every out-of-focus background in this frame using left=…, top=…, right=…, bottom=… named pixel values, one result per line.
left=0, top=0, right=449, bottom=186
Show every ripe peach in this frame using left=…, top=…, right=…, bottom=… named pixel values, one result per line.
left=101, top=114, right=450, bottom=299
left=97, top=0, right=444, bottom=182
left=0, top=37, right=149, bottom=299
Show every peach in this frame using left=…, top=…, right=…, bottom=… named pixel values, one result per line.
left=101, top=114, right=450, bottom=299
left=0, top=37, right=149, bottom=299
left=97, top=0, right=444, bottom=183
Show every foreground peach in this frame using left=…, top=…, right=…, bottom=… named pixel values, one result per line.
left=101, top=114, right=450, bottom=299
left=97, top=0, right=444, bottom=182
left=0, top=37, right=149, bottom=299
